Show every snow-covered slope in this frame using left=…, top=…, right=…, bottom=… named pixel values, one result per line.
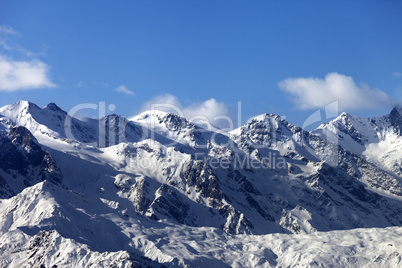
left=1, top=181, right=401, bottom=268
left=1, top=100, right=402, bottom=267
left=0, top=101, right=145, bottom=148
left=0, top=101, right=98, bottom=144
left=315, top=107, right=402, bottom=177
left=131, top=109, right=230, bottom=150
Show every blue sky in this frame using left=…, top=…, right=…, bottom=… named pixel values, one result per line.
left=1, top=1, right=401, bottom=128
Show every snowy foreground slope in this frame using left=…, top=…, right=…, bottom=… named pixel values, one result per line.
left=0, top=181, right=401, bottom=267
left=0, top=100, right=402, bottom=267
left=1, top=183, right=402, bottom=267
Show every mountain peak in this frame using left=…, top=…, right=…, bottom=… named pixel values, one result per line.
left=44, top=102, right=65, bottom=113
left=247, top=113, right=294, bottom=130
left=331, top=112, right=357, bottom=125
left=339, top=112, right=354, bottom=119
left=0, top=101, right=40, bottom=121
left=10, top=100, right=40, bottom=112
left=251, top=113, right=282, bottom=122
left=16, top=100, right=30, bottom=106
left=130, top=110, right=192, bottom=130
left=230, top=112, right=297, bottom=138
left=390, top=106, right=402, bottom=116
left=389, top=106, right=402, bottom=129
left=130, top=110, right=171, bottom=122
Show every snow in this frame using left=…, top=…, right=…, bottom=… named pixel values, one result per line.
left=1, top=182, right=402, bottom=267
left=1, top=101, right=402, bottom=267
left=315, top=108, right=402, bottom=178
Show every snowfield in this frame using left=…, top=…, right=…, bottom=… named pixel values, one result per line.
left=0, top=101, right=402, bottom=267
left=1, top=181, right=401, bottom=267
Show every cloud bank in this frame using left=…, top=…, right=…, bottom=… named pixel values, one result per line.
left=0, top=56, right=56, bottom=91
left=139, top=94, right=230, bottom=128
left=0, top=25, right=56, bottom=91
left=278, top=72, right=397, bottom=111
left=115, top=85, right=134, bottom=95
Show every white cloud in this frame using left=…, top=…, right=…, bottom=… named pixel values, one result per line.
left=139, top=94, right=230, bottom=128
left=140, top=94, right=181, bottom=110
left=0, top=25, right=18, bottom=36
left=0, top=55, right=56, bottom=91
left=0, top=25, right=55, bottom=91
left=393, top=72, right=402, bottom=78
left=278, top=72, right=397, bottom=111
left=115, top=85, right=134, bottom=95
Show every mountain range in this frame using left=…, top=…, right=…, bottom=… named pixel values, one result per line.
left=0, top=100, right=402, bottom=267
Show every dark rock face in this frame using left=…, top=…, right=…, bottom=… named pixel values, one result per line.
left=157, top=113, right=205, bottom=146
left=100, top=115, right=143, bottom=147
left=182, top=160, right=223, bottom=207
left=1, top=126, right=44, bottom=169
left=389, top=107, right=402, bottom=132
left=0, top=175, right=15, bottom=197
left=147, top=184, right=190, bottom=224
left=0, top=126, right=63, bottom=198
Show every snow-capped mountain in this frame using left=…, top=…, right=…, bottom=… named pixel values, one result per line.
left=1, top=100, right=402, bottom=267
left=315, top=107, right=402, bottom=177
left=0, top=100, right=145, bottom=148
left=0, top=101, right=98, bottom=144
